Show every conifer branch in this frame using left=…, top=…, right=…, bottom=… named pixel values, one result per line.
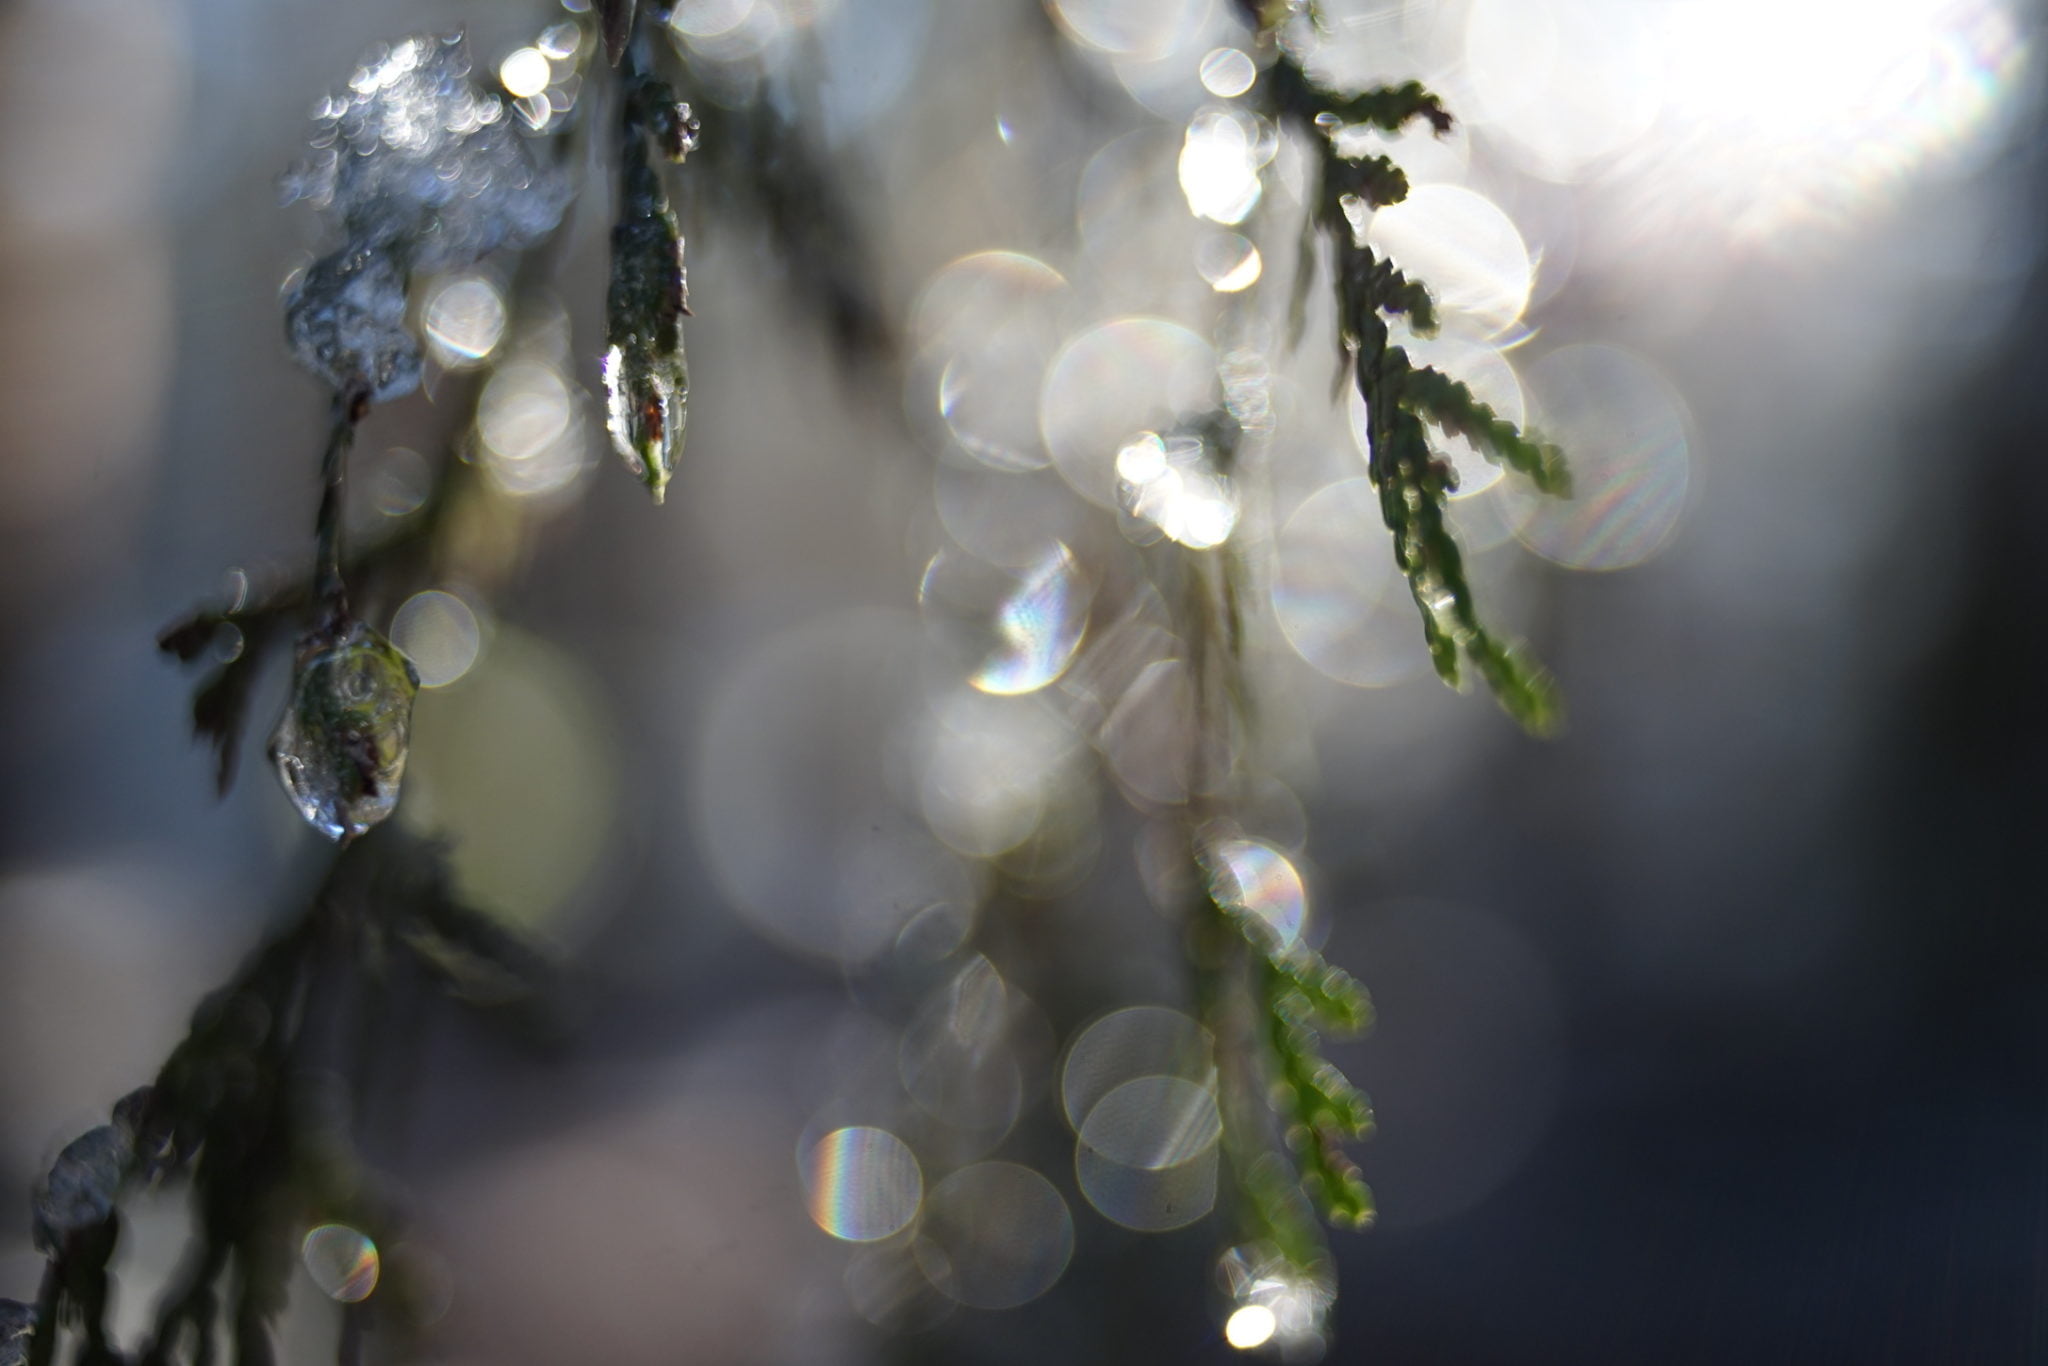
left=1207, top=855, right=1378, bottom=1230
left=1256, top=4, right=1571, bottom=736
left=1260, top=956, right=1375, bottom=1226
left=1403, top=361, right=1570, bottom=494
left=1175, top=5, right=1582, bottom=1329
left=312, top=387, right=371, bottom=623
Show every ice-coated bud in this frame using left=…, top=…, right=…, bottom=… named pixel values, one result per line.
left=269, top=619, right=420, bottom=842
left=603, top=147, right=688, bottom=504
left=31, top=1125, right=132, bottom=1254
left=0, top=1301, right=36, bottom=1366
left=601, top=337, right=685, bottom=505
left=285, top=246, right=422, bottom=402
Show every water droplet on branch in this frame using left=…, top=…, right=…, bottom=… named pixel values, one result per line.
left=269, top=619, right=420, bottom=842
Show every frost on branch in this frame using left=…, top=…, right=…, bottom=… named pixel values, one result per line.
left=282, top=32, right=572, bottom=402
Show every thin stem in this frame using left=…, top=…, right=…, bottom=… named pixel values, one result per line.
left=313, top=386, right=370, bottom=626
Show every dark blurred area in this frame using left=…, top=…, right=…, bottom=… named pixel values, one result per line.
left=2, top=0, right=2046, bottom=1362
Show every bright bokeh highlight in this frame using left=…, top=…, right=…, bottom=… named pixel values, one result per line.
left=1365, top=185, right=1533, bottom=339
left=1179, top=107, right=1267, bottom=224
left=1272, top=479, right=1432, bottom=690
left=972, top=543, right=1090, bottom=695
left=1115, top=431, right=1238, bottom=550
left=391, top=589, right=484, bottom=688
left=1061, top=1005, right=1211, bottom=1129
left=803, top=1127, right=923, bottom=1242
left=1460, top=0, right=2028, bottom=243
left=1041, top=318, right=1215, bottom=509
left=1225, top=1304, right=1277, bottom=1350
left=301, top=1224, right=380, bottom=1303
left=1203, top=836, right=1307, bottom=950
left=916, top=1163, right=1074, bottom=1309
left=1049, top=0, right=1209, bottom=62
left=920, top=251, right=1069, bottom=473
left=421, top=273, right=508, bottom=368
left=1507, top=345, right=1690, bottom=571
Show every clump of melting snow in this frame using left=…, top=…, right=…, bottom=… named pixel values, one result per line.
left=282, top=32, right=571, bottom=400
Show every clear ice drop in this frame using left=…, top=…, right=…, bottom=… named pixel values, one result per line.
left=269, top=619, right=420, bottom=842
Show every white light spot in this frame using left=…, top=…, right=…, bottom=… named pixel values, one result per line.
left=1225, top=1304, right=1277, bottom=1350
left=499, top=47, right=553, bottom=98
left=1041, top=318, right=1216, bottom=509
left=1179, top=107, right=1264, bottom=225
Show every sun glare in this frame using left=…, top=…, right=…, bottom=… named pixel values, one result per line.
left=1461, top=0, right=2028, bottom=243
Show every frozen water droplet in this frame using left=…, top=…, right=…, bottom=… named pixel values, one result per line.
left=269, top=620, right=420, bottom=842
left=602, top=341, right=686, bottom=503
